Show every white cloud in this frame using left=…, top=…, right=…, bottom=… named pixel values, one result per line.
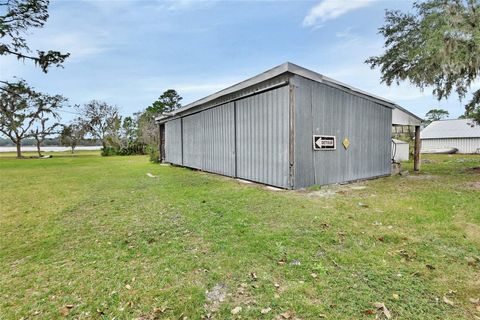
left=303, top=0, right=377, bottom=26
left=27, top=28, right=112, bottom=63
left=162, top=0, right=213, bottom=11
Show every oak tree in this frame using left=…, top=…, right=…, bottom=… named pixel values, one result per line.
left=366, top=0, right=480, bottom=124
left=0, top=0, right=69, bottom=76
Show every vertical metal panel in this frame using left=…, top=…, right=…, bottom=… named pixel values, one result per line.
left=164, top=118, right=182, bottom=164
left=182, top=113, right=205, bottom=169
left=203, top=102, right=236, bottom=176
left=293, top=75, right=392, bottom=188
left=421, top=138, right=480, bottom=154
left=235, top=86, right=290, bottom=188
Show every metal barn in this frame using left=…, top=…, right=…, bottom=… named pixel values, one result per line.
left=421, top=119, right=480, bottom=154
left=156, top=63, right=421, bottom=189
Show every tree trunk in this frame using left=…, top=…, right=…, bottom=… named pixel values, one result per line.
left=414, top=125, right=421, bottom=171
left=15, top=141, right=22, bottom=158
left=36, top=140, right=42, bottom=157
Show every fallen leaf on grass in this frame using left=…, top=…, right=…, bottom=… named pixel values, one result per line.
left=373, top=302, right=391, bottom=319
left=310, top=273, right=318, bottom=278
left=231, top=306, right=242, bottom=315
left=146, top=173, right=158, bottom=178
left=261, top=307, right=272, bottom=314
left=251, top=272, right=258, bottom=280
left=280, top=311, right=292, bottom=319
left=469, top=298, right=480, bottom=304
left=443, top=296, right=454, bottom=306
left=392, top=293, right=399, bottom=300
left=59, top=307, right=70, bottom=317
left=125, top=284, right=132, bottom=290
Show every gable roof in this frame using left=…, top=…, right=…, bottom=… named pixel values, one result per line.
left=421, top=119, right=480, bottom=139
left=156, top=62, right=422, bottom=124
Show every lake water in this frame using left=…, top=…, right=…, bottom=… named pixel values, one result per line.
left=0, top=146, right=102, bottom=153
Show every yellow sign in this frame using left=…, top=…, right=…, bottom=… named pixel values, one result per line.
left=342, top=138, right=350, bottom=149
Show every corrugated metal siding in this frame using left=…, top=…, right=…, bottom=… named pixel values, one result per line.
left=421, top=138, right=480, bottom=154
left=203, top=102, right=236, bottom=176
left=293, top=75, right=392, bottom=188
left=165, top=118, right=182, bottom=164
left=182, top=113, right=205, bottom=169
left=175, top=74, right=291, bottom=118
left=236, top=86, right=290, bottom=188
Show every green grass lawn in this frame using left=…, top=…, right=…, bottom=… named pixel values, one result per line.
left=1, top=151, right=479, bottom=319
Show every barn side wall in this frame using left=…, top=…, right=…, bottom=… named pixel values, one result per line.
left=235, top=86, right=290, bottom=188
left=421, top=138, right=480, bottom=154
left=164, top=118, right=182, bottom=165
left=203, top=102, right=236, bottom=176
left=163, top=78, right=291, bottom=188
left=182, top=113, right=205, bottom=169
left=292, top=75, right=392, bottom=188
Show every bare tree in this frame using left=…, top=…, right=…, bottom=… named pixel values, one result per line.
left=60, top=122, right=85, bottom=153
left=30, top=111, right=61, bottom=156
left=76, top=100, right=120, bottom=150
left=0, top=80, right=65, bottom=158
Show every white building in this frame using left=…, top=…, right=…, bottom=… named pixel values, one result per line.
left=421, top=119, right=480, bottom=154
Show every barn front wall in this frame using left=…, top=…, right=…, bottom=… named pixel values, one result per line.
left=292, top=75, right=392, bottom=188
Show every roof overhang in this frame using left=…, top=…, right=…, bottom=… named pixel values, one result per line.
left=392, top=104, right=422, bottom=126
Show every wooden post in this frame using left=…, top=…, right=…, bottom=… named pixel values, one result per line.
left=414, top=125, right=421, bottom=171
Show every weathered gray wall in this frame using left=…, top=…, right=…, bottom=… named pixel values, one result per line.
left=235, top=86, right=290, bottom=188
left=163, top=85, right=290, bottom=188
left=164, top=118, right=182, bottom=165
left=293, top=75, right=392, bottom=188
left=203, top=102, right=236, bottom=176
left=182, top=113, right=205, bottom=169
left=164, top=74, right=393, bottom=189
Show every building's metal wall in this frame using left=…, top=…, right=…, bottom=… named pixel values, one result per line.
left=174, top=74, right=291, bottom=118
left=236, top=86, right=290, bottom=188
left=182, top=113, right=205, bottom=169
left=164, top=118, right=182, bottom=165
left=421, top=138, right=480, bottom=154
left=292, top=75, right=392, bottom=188
left=203, top=102, right=236, bottom=176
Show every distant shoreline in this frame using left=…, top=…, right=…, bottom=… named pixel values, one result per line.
left=0, top=146, right=102, bottom=153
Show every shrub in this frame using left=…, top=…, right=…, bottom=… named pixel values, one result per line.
left=101, top=146, right=119, bottom=156
left=101, top=143, right=146, bottom=157
left=146, top=145, right=160, bottom=163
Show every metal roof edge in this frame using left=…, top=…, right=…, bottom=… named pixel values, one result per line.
left=160, top=62, right=421, bottom=121
left=170, top=62, right=290, bottom=116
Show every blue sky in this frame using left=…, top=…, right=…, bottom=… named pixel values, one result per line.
left=0, top=0, right=473, bottom=121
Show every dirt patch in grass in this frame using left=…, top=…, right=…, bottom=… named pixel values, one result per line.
left=465, top=181, right=480, bottom=190
left=306, top=183, right=368, bottom=198
left=464, top=166, right=480, bottom=174
left=455, top=218, right=480, bottom=245
left=406, top=174, right=438, bottom=180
